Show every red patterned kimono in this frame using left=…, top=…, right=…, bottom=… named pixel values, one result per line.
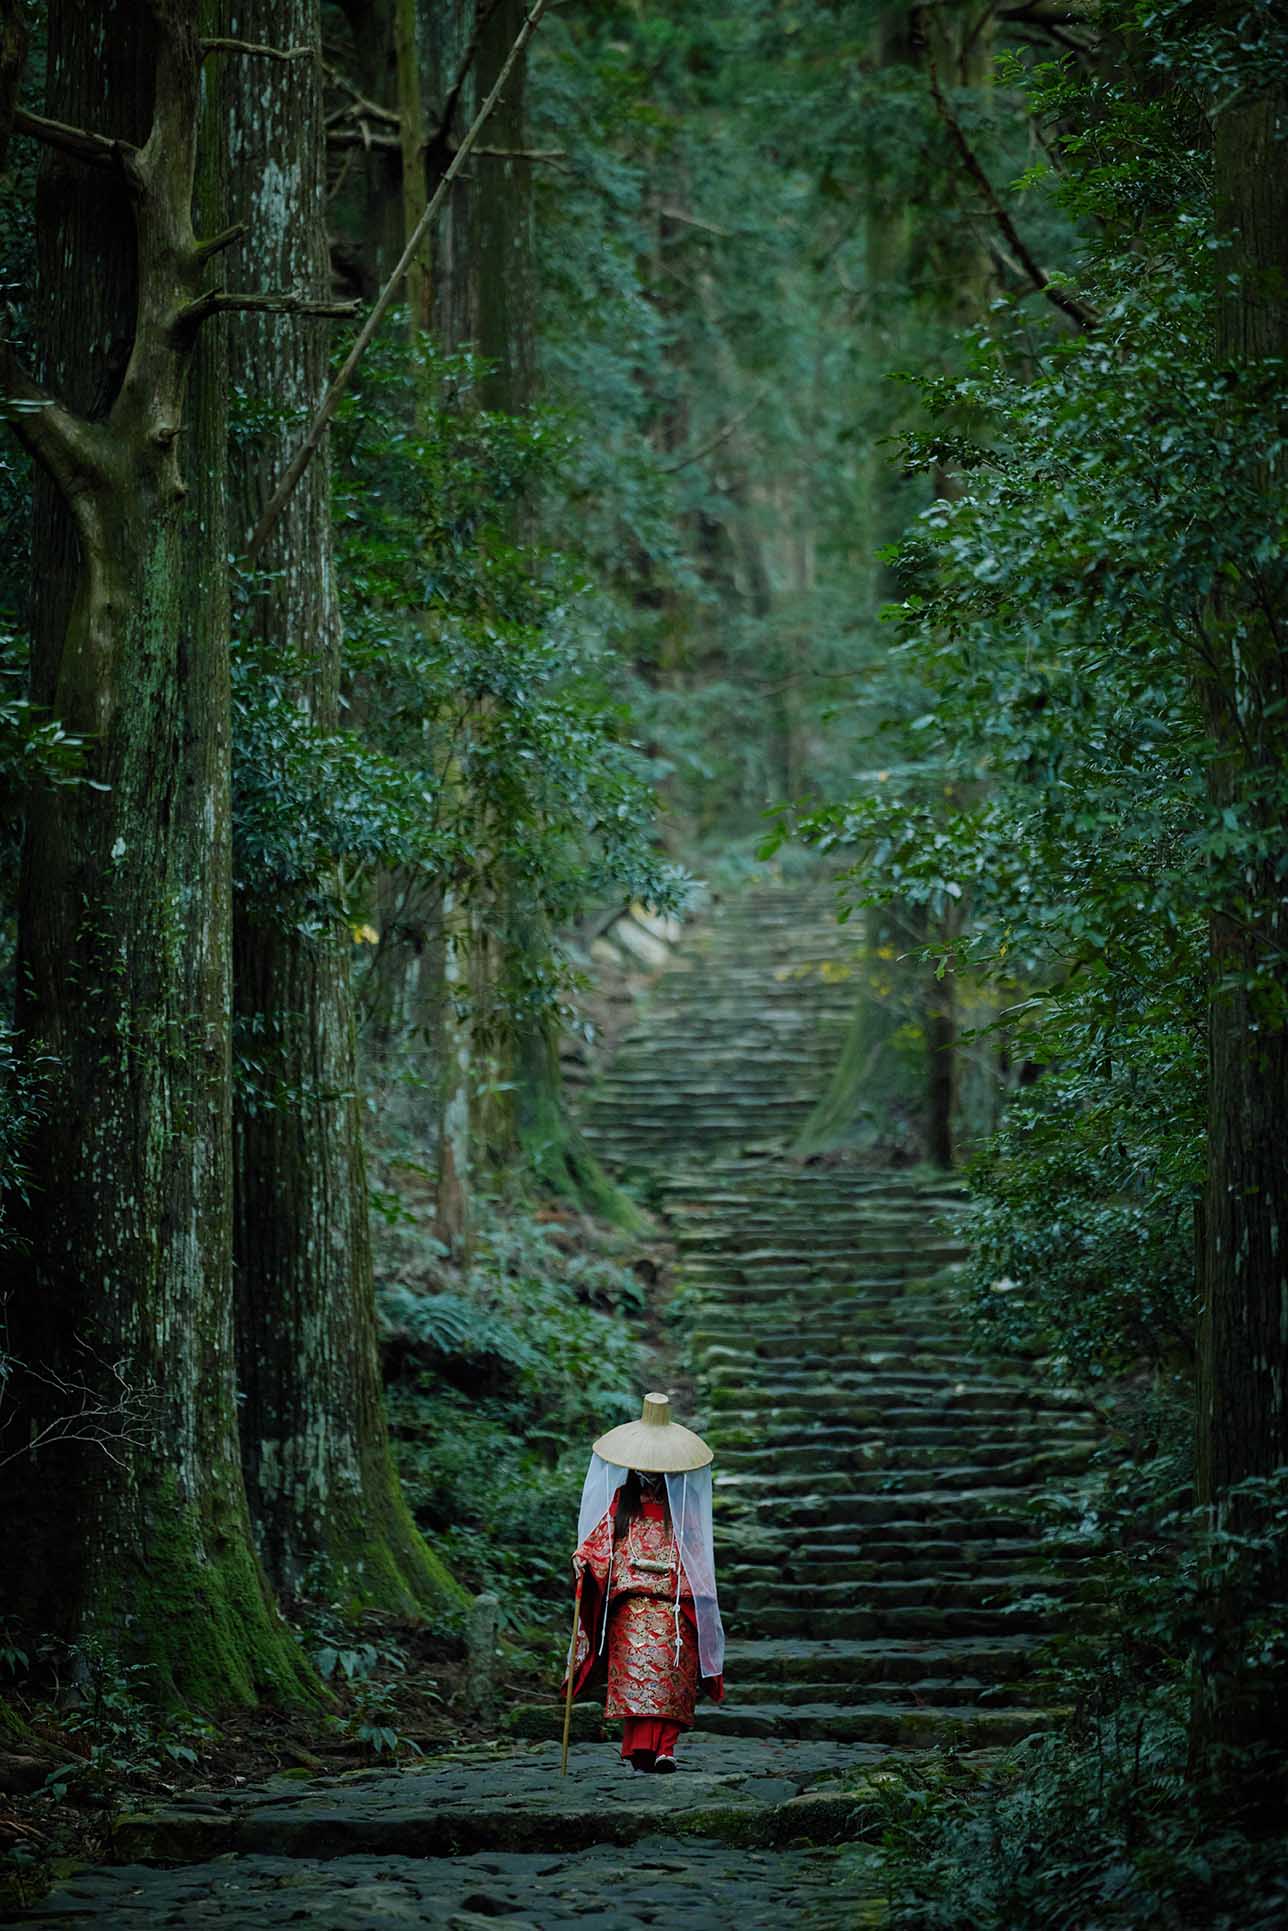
left=568, top=1489, right=723, bottom=1765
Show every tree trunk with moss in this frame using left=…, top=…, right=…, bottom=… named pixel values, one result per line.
left=0, top=0, right=312, bottom=1705
left=1189, top=81, right=1288, bottom=1792
left=226, top=0, right=460, bottom=1615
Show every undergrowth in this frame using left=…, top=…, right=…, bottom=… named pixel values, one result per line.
left=372, top=1170, right=651, bottom=1658
left=847, top=1388, right=1288, bottom=1930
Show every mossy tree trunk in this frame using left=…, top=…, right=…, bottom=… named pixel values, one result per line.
left=1189, top=82, right=1288, bottom=1792
left=0, top=0, right=312, bottom=1705
left=225, top=0, right=461, bottom=1615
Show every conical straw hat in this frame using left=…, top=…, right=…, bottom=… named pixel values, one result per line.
left=593, top=1392, right=713, bottom=1473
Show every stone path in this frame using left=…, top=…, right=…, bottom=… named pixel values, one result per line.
left=13, top=1739, right=880, bottom=1928
left=582, top=875, right=1099, bottom=1754
left=11, top=876, right=1098, bottom=1929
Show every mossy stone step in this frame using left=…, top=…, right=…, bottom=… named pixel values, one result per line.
left=693, top=1702, right=1063, bottom=1746
left=725, top=1572, right=1078, bottom=1613
left=723, top=1634, right=1045, bottom=1684
left=723, top=1541, right=1084, bottom=1585
left=707, top=1392, right=1048, bottom=1424
left=729, top=1602, right=1065, bottom=1640
left=729, top=1675, right=1052, bottom=1710
left=715, top=1453, right=1093, bottom=1499
left=715, top=1493, right=1054, bottom=1535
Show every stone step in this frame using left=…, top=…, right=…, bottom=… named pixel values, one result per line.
left=723, top=1539, right=1076, bottom=1583
left=704, top=1349, right=982, bottom=1377
left=722, top=1600, right=1064, bottom=1640
left=729, top=1676, right=1045, bottom=1707
left=724, top=1572, right=1078, bottom=1613
left=723, top=1513, right=1048, bottom=1552
left=714, top=1493, right=1058, bottom=1535
left=709, top=1386, right=1088, bottom=1416
left=715, top=1451, right=1091, bottom=1501
left=508, top=1699, right=1061, bottom=1748
left=693, top=1701, right=1062, bottom=1745
left=676, top=1226, right=961, bottom=1250
left=680, top=1243, right=967, bottom=1268
left=717, top=1439, right=1095, bottom=1476
left=691, top=1312, right=971, bottom=1342
left=710, top=1408, right=1096, bottom=1440
left=723, top=1633, right=1043, bottom=1684
left=684, top=1274, right=964, bottom=1298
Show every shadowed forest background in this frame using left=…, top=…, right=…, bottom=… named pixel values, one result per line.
left=0, top=0, right=1286, bottom=1924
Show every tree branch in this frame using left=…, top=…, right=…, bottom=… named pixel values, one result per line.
left=660, top=205, right=731, bottom=238
left=466, top=143, right=566, bottom=162
left=327, top=126, right=400, bottom=151
left=12, top=104, right=137, bottom=170
left=922, top=37, right=1098, bottom=333
left=247, top=0, right=550, bottom=564
left=0, top=340, right=107, bottom=501
left=195, top=219, right=249, bottom=263
left=175, top=289, right=360, bottom=332
left=658, top=388, right=767, bottom=474
left=200, top=37, right=314, bottom=63
left=323, top=64, right=399, bottom=127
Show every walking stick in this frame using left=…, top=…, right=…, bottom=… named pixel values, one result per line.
left=560, top=1580, right=582, bottom=1777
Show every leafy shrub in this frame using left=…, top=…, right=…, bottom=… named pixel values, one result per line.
left=377, top=1202, right=643, bottom=1636
left=849, top=1408, right=1288, bottom=1929
left=36, top=1640, right=210, bottom=1805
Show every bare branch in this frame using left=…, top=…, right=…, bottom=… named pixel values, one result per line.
left=200, top=37, right=314, bottom=63
left=0, top=339, right=105, bottom=499
left=327, top=126, right=400, bottom=151
left=247, top=0, right=551, bottom=564
left=921, top=29, right=1099, bottom=333
left=12, top=104, right=137, bottom=170
left=658, top=389, right=767, bottom=474
left=326, top=133, right=566, bottom=163
left=471, top=143, right=566, bottom=162
left=660, top=205, right=731, bottom=239
left=323, top=63, right=399, bottom=127
left=176, top=288, right=360, bottom=331
left=195, top=219, right=249, bottom=263
left=0, top=1335, right=159, bottom=1474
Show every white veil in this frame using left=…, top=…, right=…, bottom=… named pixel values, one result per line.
left=577, top=1450, right=630, bottom=1548
left=665, top=1464, right=725, bottom=1680
left=573, top=1450, right=725, bottom=1682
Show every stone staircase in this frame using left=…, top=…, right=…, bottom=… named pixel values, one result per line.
left=580, top=878, right=857, bottom=1169
left=587, top=874, right=1100, bottom=1752
left=22, top=876, right=1100, bottom=1930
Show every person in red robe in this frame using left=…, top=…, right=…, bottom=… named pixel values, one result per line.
left=564, top=1393, right=725, bottom=1773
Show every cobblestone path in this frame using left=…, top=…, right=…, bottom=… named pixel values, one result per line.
left=13, top=877, right=1098, bottom=1930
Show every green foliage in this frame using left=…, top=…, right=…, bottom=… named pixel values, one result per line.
left=36, top=1639, right=211, bottom=1805
left=323, top=1677, right=426, bottom=1760
left=377, top=1198, right=643, bottom=1636
left=779, top=7, right=1286, bottom=1374
left=848, top=1413, right=1288, bottom=1928
left=960, top=953, right=1202, bottom=1378
left=230, top=620, right=430, bottom=933
left=327, top=333, right=685, bottom=1031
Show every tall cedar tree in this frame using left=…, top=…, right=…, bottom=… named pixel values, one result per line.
left=0, top=0, right=311, bottom=1702
left=227, top=0, right=457, bottom=1611
left=1191, top=76, right=1288, bottom=1782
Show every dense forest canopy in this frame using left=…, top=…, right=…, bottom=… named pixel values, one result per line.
left=1, top=0, right=1286, bottom=1922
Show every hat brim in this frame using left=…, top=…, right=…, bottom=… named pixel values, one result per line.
left=593, top=1419, right=713, bottom=1473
